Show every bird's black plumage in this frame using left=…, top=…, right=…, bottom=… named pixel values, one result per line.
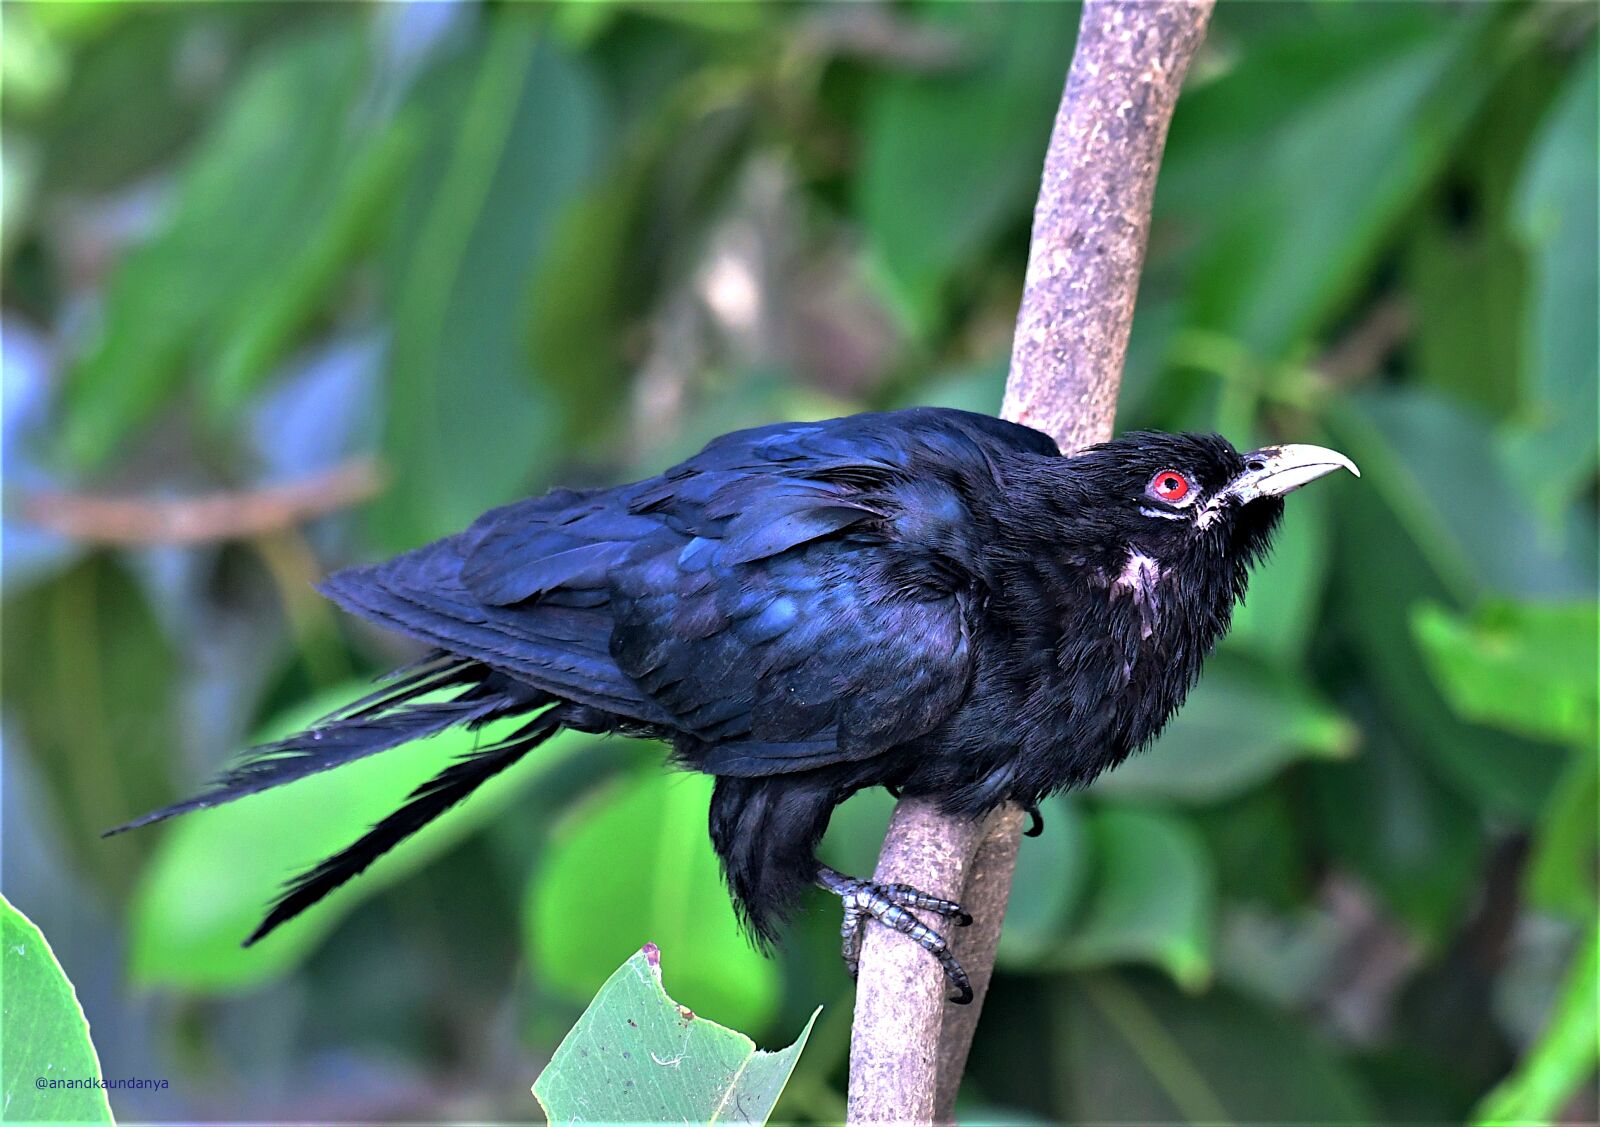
left=108, top=407, right=1356, bottom=996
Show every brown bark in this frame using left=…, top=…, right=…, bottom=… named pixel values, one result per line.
left=14, top=458, right=385, bottom=545
left=845, top=2, right=1215, bottom=1121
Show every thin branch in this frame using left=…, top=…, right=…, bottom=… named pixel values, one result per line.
left=1314, top=297, right=1413, bottom=386
left=846, top=2, right=1215, bottom=1122
left=13, top=457, right=386, bottom=546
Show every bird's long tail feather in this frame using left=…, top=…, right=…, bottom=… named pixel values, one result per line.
left=103, top=653, right=514, bottom=836
left=243, top=710, right=562, bottom=945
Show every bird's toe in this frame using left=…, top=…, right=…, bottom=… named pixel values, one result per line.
left=1022, top=802, right=1044, bottom=837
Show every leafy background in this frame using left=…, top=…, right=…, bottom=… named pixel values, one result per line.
left=2, top=2, right=1595, bottom=1122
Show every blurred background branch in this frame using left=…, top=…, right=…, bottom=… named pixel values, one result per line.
left=15, top=456, right=384, bottom=544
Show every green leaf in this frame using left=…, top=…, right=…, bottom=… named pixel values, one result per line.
left=1309, top=720, right=1484, bottom=944
left=1395, top=34, right=1568, bottom=427
left=199, top=116, right=419, bottom=421
left=371, top=16, right=605, bottom=550
left=2, top=556, right=178, bottom=894
left=532, top=945, right=817, bottom=1126
left=996, top=796, right=1091, bottom=968
left=1224, top=485, right=1331, bottom=663
left=1061, top=806, right=1215, bottom=991
left=1412, top=600, right=1598, bottom=748
left=1502, top=51, right=1600, bottom=517
left=59, top=24, right=401, bottom=466
left=525, top=178, right=641, bottom=441
left=1061, top=972, right=1375, bottom=1124
left=1091, top=656, right=1355, bottom=805
left=1405, top=208, right=1526, bottom=422
left=128, top=684, right=590, bottom=992
left=1525, top=750, right=1599, bottom=921
left=856, top=2, right=1075, bottom=329
left=1393, top=30, right=1575, bottom=422
left=1194, top=787, right=1311, bottom=913
left=1, top=895, right=114, bottom=1125
left=527, top=768, right=781, bottom=1035
left=1168, top=8, right=1503, bottom=359
left=1331, top=391, right=1594, bottom=601
left=1325, top=392, right=1578, bottom=817
left=34, top=10, right=216, bottom=193
left=1473, top=930, right=1599, bottom=1127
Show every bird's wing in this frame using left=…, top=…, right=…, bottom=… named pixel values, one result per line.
left=597, top=408, right=1052, bottom=774
left=610, top=531, right=976, bottom=775
left=321, top=521, right=674, bottom=725
left=325, top=408, right=1054, bottom=770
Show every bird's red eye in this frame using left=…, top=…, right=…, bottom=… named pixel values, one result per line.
left=1150, top=470, right=1189, bottom=503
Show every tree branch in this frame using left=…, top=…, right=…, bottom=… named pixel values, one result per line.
left=14, top=458, right=386, bottom=546
left=845, top=3, right=1215, bottom=1121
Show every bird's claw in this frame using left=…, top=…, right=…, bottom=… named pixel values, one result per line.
left=816, top=865, right=974, bottom=1004
left=1022, top=802, right=1044, bottom=837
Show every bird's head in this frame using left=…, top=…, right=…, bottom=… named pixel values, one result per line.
left=1064, top=431, right=1360, bottom=567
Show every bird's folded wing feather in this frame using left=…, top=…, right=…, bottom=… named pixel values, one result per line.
left=323, top=408, right=1056, bottom=772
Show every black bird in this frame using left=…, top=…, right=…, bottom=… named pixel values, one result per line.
left=108, top=408, right=1357, bottom=1002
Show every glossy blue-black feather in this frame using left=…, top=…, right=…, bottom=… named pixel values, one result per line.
left=319, top=408, right=1056, bottom=773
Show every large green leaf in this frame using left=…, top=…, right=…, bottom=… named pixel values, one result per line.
left=856, top=2, right=1074, bottom=329
left=525, top=177, right=642, bottom=442
left=59, top=23, right=407, bottom=466
left=1224, top=484, right=1331, bottom=663
left=1405, top=209, right=1525, bottom=424
left=1, top=895, right=114, bottom=1125
left=1397, top=39, right=1568, bottom=424
left=1060, top=805, right=1215, bottom=990
left=2, top=556, right=178, bottom=893
left=1091, top=656, right=1355, bottom=805
left=1061, top=972, right=1375, bottom=1124
left=1412, top=599, right=1598, bottom=749
left=371, top=15, right=605, bottom=550
left=33, top=8, right=218, bottom=192
left=1326, top=392, right=1577, bottom=816
left=527, top=768, right=781, bottom=1035
left=996, top=795, right=1091, bottom=969
left=533, top=945, right=817, bottom=1125
left=1309, top=717, right=1484, bottom=944
left=1193, top=787, right=1312, bottom=913
left=1333, top=391, right=1594, bottom=600
left=128, top=684, right=591, bottom=992
left=1473, top=931, right=1599, bottom=1127
left=1524, top=751, right=1599, bottom=922
left=1502, top=51, right=1600, bottom=517
left=1167, top=6, right=1502, bottom=359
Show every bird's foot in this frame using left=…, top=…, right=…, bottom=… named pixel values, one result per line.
left=815, top=864, right=974, bottom=1004
left=1022, top=801, right=1044, bottom=837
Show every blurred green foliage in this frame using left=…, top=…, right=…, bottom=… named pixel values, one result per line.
left=1, top=2, right=1594, bottom=1122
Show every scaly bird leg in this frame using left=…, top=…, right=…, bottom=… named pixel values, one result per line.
left=815, top=864, right=974, bottom=1005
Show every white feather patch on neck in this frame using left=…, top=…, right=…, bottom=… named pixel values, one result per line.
left=1110, top=550, right=1164, bottom=640
left=1112, top=550, right=1161, bottom=598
